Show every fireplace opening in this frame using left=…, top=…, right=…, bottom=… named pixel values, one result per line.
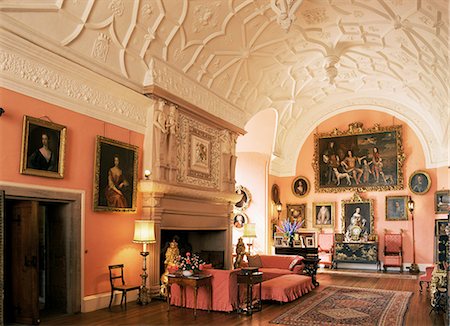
left=160, top=229, right=226, bottom=274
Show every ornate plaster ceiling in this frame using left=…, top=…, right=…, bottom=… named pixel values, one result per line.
left=0, top=0, right=448, bottom=174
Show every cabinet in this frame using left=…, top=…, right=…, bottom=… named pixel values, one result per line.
left=435, top=220, right=448, bottom=266
left=334, top=241, right=379, bottom=269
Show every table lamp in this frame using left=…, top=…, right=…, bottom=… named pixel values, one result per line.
left=133, top=220, right=156, bottom=305
left=243, top=223, right=257, bottom=255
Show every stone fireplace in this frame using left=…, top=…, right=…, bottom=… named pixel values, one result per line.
left=140, top=181, right=238, bottom=293
left=139, top=92, right=244, bottom=294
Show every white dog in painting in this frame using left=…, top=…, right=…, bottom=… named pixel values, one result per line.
left=332, top=168, right=352, bottom=186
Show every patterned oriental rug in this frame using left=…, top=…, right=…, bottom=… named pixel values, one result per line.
left=270, top=286, right=412, bottom=326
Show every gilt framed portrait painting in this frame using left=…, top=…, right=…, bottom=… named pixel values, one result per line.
left=20, top=116, right=66, bottom=178
left=93, top=136, right=138, bottom=212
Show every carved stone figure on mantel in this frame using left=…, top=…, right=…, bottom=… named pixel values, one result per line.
left=234, top=237, right=246, bottom=269
left=160, top=239, right=180, bottom=297
left=153, top=99, right=168, bottom=181
left=166, top=104, right=178, bottom=182
left=219, top=130, right=232, bottom=191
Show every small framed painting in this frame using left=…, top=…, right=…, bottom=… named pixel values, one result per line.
left=292, top=176, right=310, bottom=197
left=305, top=236, right=315, bottom=248
left=274, top=235, right=284, bottom=247
left=233, top=212, right=248, bottom=228
left=385, top=196, right=408, bottom=221
left=286, top=204, right=306, bottom=227
left=408, top=170, right=431, bottom=195
left=293, top=239, right=302, bottom=248
left=93, top=136, right=139, bottom=212
left=435, top=190, right=450, bottom=214
left=20, top=116, right=67, bottom=178
left=312, top=202, right=335, bottom=228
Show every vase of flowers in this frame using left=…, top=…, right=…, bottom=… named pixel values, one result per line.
left=178, top=252, right=203, bottom=276
left=276, top=220, right=304, bottom=247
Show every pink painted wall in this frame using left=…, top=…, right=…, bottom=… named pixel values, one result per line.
left=0, top=87, right=145, bottom=296
left=270, top=110, right=448, bottom=267
left=235, top=152, right=269, bottom=253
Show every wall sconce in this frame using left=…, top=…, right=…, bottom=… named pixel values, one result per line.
left=133, top=220, right=156, bottom=305
left=243, top=223, right=257, bottom=255
left=276, top=202, right=282, bottom=224
left=407, top=196, right=415, bottom=212
left=144, top=169, right=151, bottom=180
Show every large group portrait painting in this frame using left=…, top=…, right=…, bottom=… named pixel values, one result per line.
left=314, top=125, right=404, bottom=192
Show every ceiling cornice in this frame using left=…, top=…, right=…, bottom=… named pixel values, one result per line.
left=0, top=28, right=151, bottom=133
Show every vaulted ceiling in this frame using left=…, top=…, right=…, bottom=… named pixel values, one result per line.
left=1, top=0, right=448, bottom=174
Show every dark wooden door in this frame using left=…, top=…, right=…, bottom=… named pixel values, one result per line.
left=10, top=200, right=40, bottom=324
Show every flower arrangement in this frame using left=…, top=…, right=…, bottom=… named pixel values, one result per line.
left=276, top=219, right=304, bottom=239
left=177, top=252, right=203, bottom=272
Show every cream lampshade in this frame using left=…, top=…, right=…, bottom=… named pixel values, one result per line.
left=243, top=223, right=257, bottom=255
left=133, top=219, right=156, bottom=305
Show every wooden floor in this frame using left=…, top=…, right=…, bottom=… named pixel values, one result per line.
left=42, top=273, right=445, bottom=326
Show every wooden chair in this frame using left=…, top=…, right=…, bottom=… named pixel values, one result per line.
left=383, top=232, right=403, bottom=272
left=318, top=233, right=334, bottom=268
left=108, top=264, right=140, bottom=309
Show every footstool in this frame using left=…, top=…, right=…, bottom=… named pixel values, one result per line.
left=261, top=274, right=314, bottom=302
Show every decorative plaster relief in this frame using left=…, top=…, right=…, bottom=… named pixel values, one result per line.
left=177, top=113, right=220, bottom=190
left=193, top=3, right=220, bottom=33
left=302, top=8, right=328, bottom=24
left=0, top=47, right=148, bottom=130
left=148, top=58, right=247, bottom=129
left=108, top=0, right=124, bottom=16
left=270, top=0, right=304, bottom=32
left=91, top=33, right=110, bottom=62
left=270, top=97, right=447, bottom=176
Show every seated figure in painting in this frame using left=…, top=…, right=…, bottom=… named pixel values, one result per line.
left=345, top=207, right=367, bottom=241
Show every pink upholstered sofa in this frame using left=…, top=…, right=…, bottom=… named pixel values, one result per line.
left=255, top=254, right=305, bottom=281
left=169, top=254, right=310, bottom=312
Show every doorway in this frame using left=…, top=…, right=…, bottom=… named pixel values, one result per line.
left=0, top=186, right=81, bottom=325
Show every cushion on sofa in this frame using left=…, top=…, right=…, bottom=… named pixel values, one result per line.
left=259, top=254, right=302, bottom=269
left=247, top=255, right=263, bottom=268
left=288, top=255, right=304, bottom=270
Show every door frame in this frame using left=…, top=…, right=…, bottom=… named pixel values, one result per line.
left=0, top=183, right=83, bottom=316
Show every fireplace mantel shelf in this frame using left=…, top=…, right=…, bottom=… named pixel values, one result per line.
left=139, top=180, right=241, bottom=203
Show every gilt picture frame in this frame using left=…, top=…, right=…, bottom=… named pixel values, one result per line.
left=93, top=136, right=138, bottom=212
left=292, top=176, right=310, bottom=197
left=341, top=193, right=374, bottom=241
left=313, top=123, right=405, bottom=193
left=20, top=115, right=66, bottom=178
left=312, top=202, right=335, bottom=228
left=409, top=170, right=431, bottom=195
left=435, top=190, right=450, bottom=214
left=385, top=196, right=408, bottom=221
left=286, top=203, right=306, bottom=227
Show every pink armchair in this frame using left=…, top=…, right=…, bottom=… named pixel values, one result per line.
left=419, top=266, right=434, bottom=293
left=383, top=232, right=403, bottom=272
left=318, top=233, right=334, bottom=268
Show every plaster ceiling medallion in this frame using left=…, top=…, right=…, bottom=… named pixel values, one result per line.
left=0, top=0, right=448, bottom=172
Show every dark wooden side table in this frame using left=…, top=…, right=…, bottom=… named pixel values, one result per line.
left=167, top=273, right=212, bottom=317
left=237, top=271, right=263, bottom=315
left=303, top=257, right=320, bottom=286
